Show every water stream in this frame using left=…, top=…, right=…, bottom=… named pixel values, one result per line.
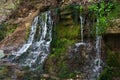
left=80, top=16, right=84, bottom=42
left=88, top=19, right=102, bottom=80
left=8, top=11, right=53, bottom=68
left=74, top=15, right=102, bottom=80
left=75, top=16, right=85, bottom=47
left=93, top=19, right=102, bottom=78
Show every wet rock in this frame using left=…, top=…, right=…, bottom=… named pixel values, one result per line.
left=0, top=50, right=5, bottom=59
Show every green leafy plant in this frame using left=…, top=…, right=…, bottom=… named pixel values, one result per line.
left=89, top=1, right=113, bottom=35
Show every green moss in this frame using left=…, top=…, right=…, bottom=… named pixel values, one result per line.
left=56, top=23, right=80, bottom=39
left=0, top=23, right=17, bottom=41
left=51, top=22, right=80, bottom=57
left=25, top=26, right=30, bottom=41
left=46, top=15, right=80, bottom=78
left=99, top=50, right=120, bottom=80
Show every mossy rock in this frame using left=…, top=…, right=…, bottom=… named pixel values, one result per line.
left=45, top=8, right=80, bottom=78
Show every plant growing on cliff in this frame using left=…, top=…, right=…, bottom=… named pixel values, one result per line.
left=89, top=1, right=113, bottom=35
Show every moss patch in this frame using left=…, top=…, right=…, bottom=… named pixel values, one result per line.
left=99, top=50, right=120, bottom=80
left=0, top=23, right=17, bottom=41
left=45, top=16, right=80, bottom=78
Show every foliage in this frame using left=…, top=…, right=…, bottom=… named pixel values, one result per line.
left=71, top=5, right=83, bottom=23
left=107, top=2, right=120, bottom=19
left=71, top=5, right=79, bottom=23
left=99, top=67, right=113, bottom=80
left=99, top=2, right=120, bottom=78
left=89, top=1, right=114, bottom=35
left=54, top=7, right=60, bottom=15
left=99, top=50, right=120, bottom=80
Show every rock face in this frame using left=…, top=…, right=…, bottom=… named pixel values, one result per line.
left=0, top=0, right=20, bottom=23
left=104, top=19, right=120, bottom=51
left=106, top=19, right=120, bottom=34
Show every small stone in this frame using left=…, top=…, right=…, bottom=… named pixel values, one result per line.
left=0, top=50, right=5, bottom=59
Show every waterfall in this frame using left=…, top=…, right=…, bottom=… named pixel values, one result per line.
left=75, top=16, right=85, bottom=47
left=93, top=18, right=102, bottom=78
left=12, top=16, right=38, bottom=57
left=74, top=15, right=102, bottom=80
left=94, top=0, right=102, bottom=78
left=93, top=36, right=101, bottom=76
left=8, top=11, right=53, bottom=68
left=80, top=16, right=83, bottom=42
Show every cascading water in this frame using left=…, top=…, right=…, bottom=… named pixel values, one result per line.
left=8, top=11, right=53, bottom=68
left=93, top=19, right=102, bottom=78
left=74, top=15, right=102, bottom=80
left=80, top=16, right=83, bottom=42
left=12, top=16, right=38, bottom=57
left=86, top=18, right=102, bottom=80
left=75, top=16, right=86, bottom=47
